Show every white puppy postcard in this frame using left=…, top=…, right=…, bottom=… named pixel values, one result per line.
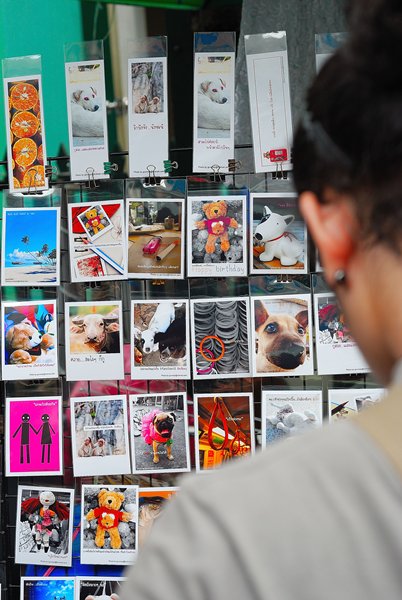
left=71, top=394, right=130, bottom=477
left=328, top=388, right=385, bottom=422
left=65, top=301, right=124, bottom=381
left=76, top=576, right=126, bottom=600
left=138, top=487, right=178, bottom=547
left=130, top=393, right=190, bottom=475
left=251, top=294, right=314, bottom=377
left=131, top=299, right=190, bottom=380
left=81, top=484, right=138, bottom=565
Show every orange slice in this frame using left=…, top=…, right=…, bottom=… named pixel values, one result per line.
left=22, top=165, right=45, bottom=188
left=11, top=82, right=38, bottom=111
left=11, top=110, right=39, bottom=138
left=13, top=138, right=37, bottom=167
left=13, top=177, right=20, bottom=188
left=37, top=144, right=43, bottom=164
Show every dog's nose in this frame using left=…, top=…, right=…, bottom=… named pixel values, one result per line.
left=93, top=105, right=99, bottom=111
left=255, top=232, right=263, bottom=241
left=221, top=97, right=227, bottom=103
left=270, top=344, right=306, bottom=370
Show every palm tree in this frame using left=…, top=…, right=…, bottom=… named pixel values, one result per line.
left=21, top=235, right=41, bottom=263
left=48, top=248, right=57, bottom=265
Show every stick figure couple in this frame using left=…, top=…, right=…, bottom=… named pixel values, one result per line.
left=13, top=413, right=55, bottom=463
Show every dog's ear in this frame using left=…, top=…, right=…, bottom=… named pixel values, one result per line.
left=5, top=327, right=15, bottom=348
left=90, top=86, right=97, bottom=95
left=70, top=316, right=84, bottom=333
left=295, top=310, right=309, bottom=331
left=284, top=215, right=295, bottom=226
left=219, top=77, right=226, bottom=88
left=200, top=81, right=211, bottom=93
left=169, top=412, right=176, bottom=422
left=154, top=332, right=162, bottom=343
left=72, top=90, right=82, bottom=102
left=264, top=206, right=272, bottom=216
left=254, top=300, right=269, bottom=328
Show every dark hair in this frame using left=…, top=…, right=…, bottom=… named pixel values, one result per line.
left=293, top=0, right=402, bottom=250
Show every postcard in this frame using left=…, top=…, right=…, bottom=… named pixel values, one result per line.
left=5, top=396, right=63, bottom=477
left=314, top=293, right=370, bottom=375
left=251, top=294, right=314, bottom=377
left=187, top=195, right=247, bottom=277
left=250, top=193, right=307, bottom=274
left=65, top=60, right=109, bottom=181
left=16, top=485, right=74, bottom=567
left=328, top=388, right=385, bottom=422
left=21, top=577, right=75, bottom=600
left=81, top=484, right=138, bottom=565
left=71, top=394, right=130, bottom=477
left=1, top=207, right=60, bottom=287
left=193, top=52, right=235, bottom=172
left=194, top=393, right=255, bottom=471
left=130, top=393, right=190, bottom=475
left=76, top=576, right=126, bottom=600
left=1, top=300, right=58, bottom=380
left=4, top=75, right=48, bottom=193
left=128, top=57, right=168, bottom=177
left=127, top=198, right=184, bottom=279
left=138, top=487, right=178, bottom=547
left=261, top=390, right=323, bottom=447
left=68, top=199, right=127, bottom=282
left=190, top=297, right=251, bottom=379
left=65, top=301, right=124, bottom=381
left=131, top=300, right=190, bottom=380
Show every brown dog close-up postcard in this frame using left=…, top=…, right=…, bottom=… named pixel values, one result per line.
left=138, top=487, right=178, bottom=548
left=251, top=294, right=314, bottom=377
left=194, top=393, right=255, bottom=472
left=65, top=301, right=124, bottom=381
left=130, top=393, right=190, bottom=475
left=1, top=300, right=58, bottom=381
left=81, top=484, right=138, bottom=565
left=328, top=388, right=385, bottom=422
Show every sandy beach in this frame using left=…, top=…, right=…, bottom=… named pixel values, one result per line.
left=3, top=265, right=58, bottom=285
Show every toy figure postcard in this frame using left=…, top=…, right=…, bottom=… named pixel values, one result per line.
left=127, top=198, right=184, bottom=279
left=138, top=487, right=178, bottom=547
left=1, top=300, right=58, bottom=380
left=16, top=485, right=74, bottom=567
left=71, top=394, right=130, bottom=477
left=76, top=576, right=126, bottom=600
left=250, top=193, right=307, bottom=274
left=251, top=294, right=314, bottom=377
left=65, top=301, right=124, bottom=381
left=190, top=297, right=251, bottom=380
left=131, top=299, right=190, bottom=380
left=20, top=577, right=75, bottom=600
left=328, top=388, right=385, bottom=422
left=5, top=396, right=63, bottom=477
left=68, top=199, right=127, bottom=282
left=194, top=393, right=255, bottom=472
left=187, top=195, right=247, bottom=277
left=261, top=390, right=323, bottom=447
left=65, top=60, right=109, bottom=181
left=81, top=484, right=138, bottom=565
left=130, top=393, right=190, bottom=475
left=1, top=207, right=60, bottom=286
left=3, top=75, right=48, bottom=193
left=314, top=293, right=370, bottom=375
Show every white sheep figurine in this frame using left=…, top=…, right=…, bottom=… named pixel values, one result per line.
left=254, top=205, right=303, bottom=266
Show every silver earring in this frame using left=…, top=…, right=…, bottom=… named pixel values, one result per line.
left=334, top=269, right=346, bottom=285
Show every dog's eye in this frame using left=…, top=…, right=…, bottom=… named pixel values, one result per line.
left=28, top=336, right=32, bottom=340
left=84, top=96, right=89, bottom=101
left=265, top=323, right=278, bottom=334
left=212, top=88, right=218, bottom=92
left=297, top=326, right=305, bottom=334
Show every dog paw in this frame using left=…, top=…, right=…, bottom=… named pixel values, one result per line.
left=168, top=455, right=174, bottom=461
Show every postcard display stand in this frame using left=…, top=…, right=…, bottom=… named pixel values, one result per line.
left=0, top=32, right=382, bottom=599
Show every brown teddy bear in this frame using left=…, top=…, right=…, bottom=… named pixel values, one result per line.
left=84, top=207, right=105, bottom=236
left=86, top=488, right=131, bottom=550
left=195, top=200, right=238, bottom=254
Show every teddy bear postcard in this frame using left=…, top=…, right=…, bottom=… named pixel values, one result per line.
left=261, top=390, right=323, bottom=448
left=15, top=485, right=74, bottom=567
left=20, top=577, right=75, bottom=600
left=250, top=193, right=308, bottom=274
left=81, top=484, right=138, bottom=565
left=1, top=300, right=58, bottom=380
left=76, top=576, right=126, bottom=600
left=187, top=195, right=247, bottom=277
left=328, top=388, right=385, bottom=423
left=68, top=199, right=127, bottom=282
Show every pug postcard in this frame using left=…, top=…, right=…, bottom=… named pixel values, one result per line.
left=76, top=576, right=126, bottom=600
left=20, top=577, right=75, bottom=600
left=130, top=393, right=190, bottom=475
left=328, top=388, right=385, bottom=422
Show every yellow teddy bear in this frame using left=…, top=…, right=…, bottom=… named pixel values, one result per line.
left=86, top=488, right=131, bottom=549
left=84, top=207, right=105, bottom=236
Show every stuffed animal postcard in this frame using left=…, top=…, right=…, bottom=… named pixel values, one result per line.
left=127, top=198, right=184, bottom=279
left=1, top=300, right=58, bottom=380
left=314, top=293, right=370, bottom=375
left=250, top=193, right=307, bottom=274
left=131, top=299, right=190, bottom=380
left=76, top=576, right=126, bottom=600
left=328, top=388, right=385, bottom=422
left=15, top=485, right=74, bottom=567
left=5, top=396, right=63, bottom=477
left=138, top=487, right=178, bottom=547
left=187, top=195, right=247, bottom=277
left=251, top=294, right=314, bottom=377
left=68, top=199, right=127, bottom=282
left=261, top=390, right=323, bottom=447
left=190, top=297, right=251, bottom=380
left=194, top=393, right=255, bottom=471
left=65, top=301, right=124, bottom=381
left=81, top=484, right=138, bottom=565
left=71, top=394, right=130, bottom=477
left=20, top=577, right=75, bottom=600
left=129, top=393, right=190, bottom=475
left=1, top=207, right=60, bottom=287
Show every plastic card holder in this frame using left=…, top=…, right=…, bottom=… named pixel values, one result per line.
left=127, top=36, right=169, bottom=178
left=193, top=32, right=236, bottom=174
left=2, top=54, right=49, bottom=193
left=245, top=32, right=293, bottom=174
left=64, top=40, right=109, bottom=182
left=315, top=32, right=347, bottom=72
